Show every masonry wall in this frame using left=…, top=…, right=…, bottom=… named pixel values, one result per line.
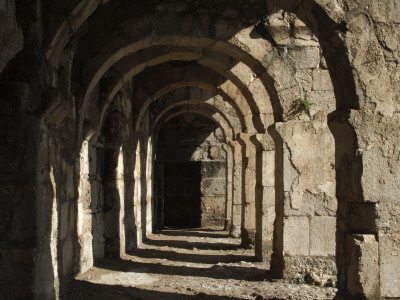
left=156, top=114, right=227, bottom=229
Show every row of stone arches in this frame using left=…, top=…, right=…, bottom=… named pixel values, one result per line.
left=73, top=19, right=337, bottom=291
left=31, top=0, right=390, bottom=299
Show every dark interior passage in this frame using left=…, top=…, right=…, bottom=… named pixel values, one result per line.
left=163, top=162, right=202, bottom=228
left=155, top=114, right=227, bottom=230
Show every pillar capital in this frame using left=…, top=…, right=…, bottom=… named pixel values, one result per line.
left=221, top=143, right=232, bottom=152
left=236, top=132, right=251, bottom=144
left=250, top=134, right=274, bottom=151
left=227, top=139, right=240, bottom=149
left=236, top=132, right=255, bottom=158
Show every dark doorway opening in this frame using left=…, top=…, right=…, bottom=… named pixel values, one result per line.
left=163, top=162, right=202, bottom=228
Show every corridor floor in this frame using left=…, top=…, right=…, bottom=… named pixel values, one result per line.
left=65, top=229, right=338, bottom=299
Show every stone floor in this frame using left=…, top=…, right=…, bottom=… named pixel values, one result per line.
left=65, top=229, right=338, bottom=299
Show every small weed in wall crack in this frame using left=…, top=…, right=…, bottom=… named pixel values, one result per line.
left=296, top=98, right=312, bottom=112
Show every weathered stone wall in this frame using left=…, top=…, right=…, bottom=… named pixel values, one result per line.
left=270, top=1, right=400, bottom=297
left=0, top=0, right=399, bottom=299
left=274, top=113, right=337, bottom=286
left=156, top=114, right=227, bottom=229
left=0, top=1, right=43, bottom=298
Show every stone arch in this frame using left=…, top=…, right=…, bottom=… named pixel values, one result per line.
left=45, top=0, right=358, bottom=112
left=71, top=4, right=338, bottom=282
left=135, top=84, right=243, bottom=134
left=152, top=107, right=231, bottom=230
left=80, top=38, right=279, bottom=135
left=152, top=101, right=236, bottom=141
left=95, top=53, right=254, bottom=133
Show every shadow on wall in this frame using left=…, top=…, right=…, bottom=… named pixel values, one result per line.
left=163, top=162, right=202, bottom=228
left=155, top=114, right=227, bottom=230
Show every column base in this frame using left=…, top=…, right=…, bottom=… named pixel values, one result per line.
left=241, top=228, right=256, bottom=248
left=272, top=254, right=337, bottom=287
left=229, top=225, right=241, bottom=238
left=255, top=240, right=273, bottom=261
left=224, top=219, right=232, bottom=232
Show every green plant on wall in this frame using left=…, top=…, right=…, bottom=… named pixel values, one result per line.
left=296, top=98, right=312, bottom=112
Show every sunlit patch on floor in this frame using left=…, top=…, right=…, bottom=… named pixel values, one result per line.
left=87, top=271, right=159, bottom=286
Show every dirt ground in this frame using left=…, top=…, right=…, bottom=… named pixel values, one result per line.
left=65, top=229, right=338, bottom=300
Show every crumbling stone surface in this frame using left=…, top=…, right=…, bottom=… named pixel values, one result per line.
left=346, top=234, right=379, bottom=299
left=282, top=256, right=337, bottom=287
left=379, top=233, right=400, bottom=297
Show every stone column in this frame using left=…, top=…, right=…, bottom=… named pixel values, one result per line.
left=145, top=137, right=153, bottom=236
left=329, top=109, right=396, bottom=298
left=222, top=144, right=233, bottom=232
left=251, top=134, right=275, bottom=261
left=272, top=113, right=337, bottom=286
left=133, top=140, right=143, bottom=246
left=122, top=138, right=138, bottom=252
left=227, top=140, right=243, bottom=237
left=237, top=133, right=257, bottom=247
left=90, top=137, right=105, bottom=260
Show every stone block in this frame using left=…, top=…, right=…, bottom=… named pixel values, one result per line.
left=0, top=249, right=34, bottom=299
left=201, top=161, right=226, bottom=178
left=0, top=182, right=16, bottom=240
left=69, top=203, right=75, bottom=233
left=104, top=211, right=119, bottom=238
left=362, top=147, right=400, bottom=202
left=293, top=38, right=320, bottom=47
left=376, top=201, right=400, bottom=234
left=244, top=183, right=256, bottom=203
left=264, top=13, right=291, bottom=45
left=62, top=237, right=73, bottom=276
left=201, top=196, right=225, bottom=212
left=248, top=78, right=270, bottom=113
left=241, top=227, right=256, bottom=246
left=308, top=90, right=336, bottom=114
left=362, top=0, right=400, bottom=22
left=379, top=233, right=400, bottom=298
left=282, top=256, right=337, bottom=286
left=60, top=202, right=70, bottom=240
left=201, top=178, right=226, bottom=195
left=293, top=18, right=313, bottom=41
left=233, top=25, right=272, bottom=61
left=283, top=216, right=309, bottom=256
left=201, top=195, right=225, bottom=228
left=312, top=69, right=333, bottom=91
left=284, top=190, right=336, bottom=217
left=288, top=47, right=320, bottom=70
left=0, top=0, right=23, bottom=73
left=243, top=201, right=256, bottom=229
left=346, top=234, right=379, bottom=299
left=230, top=62, right=255, bottom=86
left=66, top=165, right=74, bottom=198
left=230, top=225, right=241, bottom=238
left=268, top=58, right=297, bottom=92
left=262, top=151, right=275, bottom=187
left=208, top=145, right=220, bottom=159
left=256, top=186, right=275, bottom=208
left=262, top=202, right=275, bottom=237
left=347, top=202, right=377, bottom=233
left=283, top=147, right=298, bottom=192
left=232, top=203, right=241, bottom=215
left=310, top=216, right=336, bottom=256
